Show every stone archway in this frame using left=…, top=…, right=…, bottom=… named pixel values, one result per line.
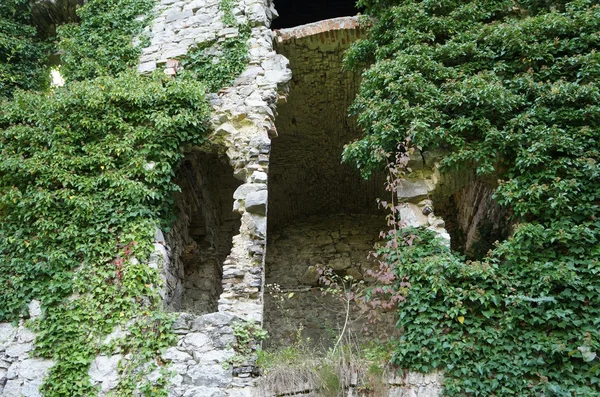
left=265, top=18, right=390, bottom=348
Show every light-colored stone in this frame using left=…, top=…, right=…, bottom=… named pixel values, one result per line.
left=163, top=347, right=193, bottom=362
left=0, top=323, right=16, bottom=349
left=21, top=378, right=44, bottom=397
left=28, top=300, right=42, bottom=319
left=183, top=332, right=211, bottom=349
left=3, top=379, right=22, bottom=397
left=88, top=354, right=122, bottom=392
left=18, top=359, right=53, bottom=380
left=6, top=342, right=33, bottom=358
left=397, top=180, right=431, bottom=201
left=233, top=183, right=267, bottom=200
left=188, top=364, right=231, bottom=387
left=244, top=190, right=267, bottom=215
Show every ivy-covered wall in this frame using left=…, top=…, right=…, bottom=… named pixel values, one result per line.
left=0, top=0, right=291, bottom=395
left=345, top=0, right=600, bottom=395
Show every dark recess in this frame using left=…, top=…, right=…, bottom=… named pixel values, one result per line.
left=271, top=0, right=361, bottom=29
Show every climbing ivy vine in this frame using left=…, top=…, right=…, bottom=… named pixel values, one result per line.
left=57, top=0, right=154, bottom=81
left=0, top=0, right=48, bottom=98
left=1, top=70, right=210, bottom=395
left=0, top=0, right=217, bottom=395
left=345, top=0, right=600, bottom=395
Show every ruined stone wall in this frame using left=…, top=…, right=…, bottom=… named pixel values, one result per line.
left=1, top=0, right=291, bottom=395
left=142, top=0, right=292, bottom=394
left=264, top=215, right=388, bottom=349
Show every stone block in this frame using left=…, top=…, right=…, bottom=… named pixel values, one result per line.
left=18, top=359, right=53, bottom=380
left=197, top=312, right=236, bottom=328
left=164, top=347, right=193, bottom=362
left=28, top=300, right=42, bottom=320
left=182, top=386, right=226, bottom=397
left=21, top=378, right=44, bottom=397
left=0, top=323, right=17, bottom=349
left=6, top=342, right=33, bottom=358
left=399, top=203, right=429, bottom=228
left=397, top=180, right=430, bottom=202
left=249, top=214, right=267, bottom=239
left=166, top=9, right=194, bottom=23
left=3, top=379, right=22, bottom=397
left=183, top=332, right=211, bottom=350
left=251, top=171, right=268, bottom=183
left=244, top=190, right=267, bottom=215
left=154, top=227, right=166, bottom=244
left=6, top=362, right=19, bottom=379
left=300, top=266, right=320, bottom=285
left=188, top=364, right=231, bottom=387
left=88, top=354, right=121, bottom=392
left=138, top=61, right=156, bottom=74
left=193, top=349, right=231, bottom=364
left=328, top=257, right=351, bottom=271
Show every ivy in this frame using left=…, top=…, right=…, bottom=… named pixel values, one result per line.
left=180, top=24, right=251, bottom=93
left=57, top=0, right=154, bottom=81
left=227, top=321, right=269, bottom=367
left=0, top=71, right=210, bottom=395
left=347, top=0, right=600, bottom=395
left=180, top=0, right=250, bottom=93
left=219, top=0, right=237, bottom=27
left=0, top=0, right=253, bottom=393
left=0, top=0, right=48, bottom=98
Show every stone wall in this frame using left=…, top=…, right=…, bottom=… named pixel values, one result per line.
left=0, top=302, right=53, bottom=397
left=143, top=0, right=293, bottom=394
left=264, top=215, right=390, bottom=349
left=269, top=17, right=387, bottom=231
left=1, top=0, right=291, bottom=395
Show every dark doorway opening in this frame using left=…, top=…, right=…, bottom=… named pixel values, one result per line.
left=434, top=181, right=511, bottom=260
left=271, top=0, right=361, bottom=29
left=164, top=150, right=242, bottom=315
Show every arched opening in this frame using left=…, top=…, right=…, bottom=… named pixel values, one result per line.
left=271, top=0, right=361, bottom=29
left=264, top=23, right=391, bottom=349
left=163, top=149, right=242, bottom=315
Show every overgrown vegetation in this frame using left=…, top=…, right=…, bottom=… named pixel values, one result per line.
left=0, top=0, right=220, bottom=394
left=0, top=0, right=48, bottom=98
left=227, top=320, right=269, bottom=369
left=1, top=70, right=210, bottom=395
left=180, top=25, right=251, bottom=93
left=345, top=0, right=600, bottom=395
left=57, top=0, right=154, bottom=81
left=180, top=0, right=250, bottom=93
left=257, top=334, right=392, bottom=397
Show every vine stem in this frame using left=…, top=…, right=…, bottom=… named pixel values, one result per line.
left=333, top=294, right=351, bottom=356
